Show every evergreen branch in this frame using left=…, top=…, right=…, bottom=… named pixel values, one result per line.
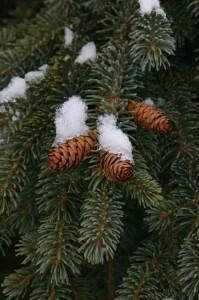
left=0, top=157, right=28, bottom=214
left=2, top=266, right=37, bottom=300
left=96, top=0, right=137, bottom=41
left=3, top=266, right=72, bottom=300
left=84, top=39, right=141, bottom=149
left=36, top=218, right=81, bottom=284
left=131, top=172, right=163, bottom=207
left=146, top=200, right=179, bottom=233
left=16, top=232, right=38, bottom=265
left=125, top=151, right=164, bottom=208
left=0, top=4, right=71, bottom=87
left=116, top=241, right=176, bottom=300
left=116, top=265, right=161, bottom=300
left=178, top=236, right=199, bottom=300
left=0, top=106, right=16, bottom=128
left=130, top=13, right=176, bottom=71
left=163, top=1, right=193, bottom=47
left=0, top=1, right=43, bottom=52
left=161, top=73, right=199, bottom=152
left=188, top=0, right=199, bottom=18
left=0, top=26, right=61, bottom=76
left=8, top=107, right=53, bottom=165
left=146, top=157, right=199, bottom=235
left=29, top=281, right=72, bottom=300
left=79, top=187, right=124, bottom=264
left=0, top=215, right=14, bottom=255
left=13, top=272, right=37, bottom=289
left=36, top=162, right=83, bottom=223
left=0, top=24, right=23, bottom=51
left=8, top=172, right=38, bottom=235
left=0, top=47, right=73, bottom=130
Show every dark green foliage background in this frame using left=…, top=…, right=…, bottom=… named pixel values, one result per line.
left=0, top=0, right=199, bottom=299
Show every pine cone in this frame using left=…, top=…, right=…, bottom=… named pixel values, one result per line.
left=101, top=152, right=134, bottom=182
left=127, top=102, right=172, bottom=133
left=48, top=134, right=96, bottom=171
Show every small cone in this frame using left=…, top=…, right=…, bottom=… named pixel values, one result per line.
left=127, top=101, right=172, bottom=133
left=48, top=134, right=96, bottom=171
left=101, top=152, right=134, bottom=183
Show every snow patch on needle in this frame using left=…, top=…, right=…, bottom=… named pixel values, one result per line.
left=138, top=0, right=166, bottom=17
left=0, top=77, right=27, bottom=103
left=64, top=27, right=74, bottom=47
left=25, top=64, right=48, bottom=83
left=75, top=42, right=96, bottom=64
left=97, top=114, right=133, bottom=162
left=144, top=98, right=155, bottom=106
left=53, top=95, right=89, bottom=146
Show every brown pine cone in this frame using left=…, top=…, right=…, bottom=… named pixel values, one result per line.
left=101, top=152, right=134, bottom=183
left=48, top=134, right=96, bottom=171
left=127, top=101, right=172, bottom=133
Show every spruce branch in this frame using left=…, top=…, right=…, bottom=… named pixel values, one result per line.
left=188, top=0, right=199, bottom=18
left=178, top=236, right=199, bottom=300
left=36, top=162, right=83, bottom=223
left=29, top=281, right=72, bottom=300
left=116, top=241, right=176, bottom=300
left=0, top=215, right=14, bottom=255
left=85, top=40, right=142, bottom=124
left=2, top=266, right=37, bottom=300
left=0, top=3, right=73, bottom=88
left=0, top=157, right=28, bottom=214
left=16, top=232, right=38, bottom=265
left=8, top=174, right=38, bottom=235
left=125, top=151, right=163, bottom=208
left=130, top=13, right=176, bottom=71
left=79, top=188, right=124, bottom=264
left=36, top=218, right=81, bottom=284
left=146, top=157, right=199, bottom=236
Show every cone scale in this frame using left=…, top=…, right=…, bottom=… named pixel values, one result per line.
left=127, top=101, right=172, bottom=133
left=101, top=152, right=134, bottom=183
left=48, top=134, right=96, bottom=171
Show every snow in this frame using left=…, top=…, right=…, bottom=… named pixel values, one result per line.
left=97, top=114, right=133, bottom=162
left=25, top=71, right=45, bottom=83
left=53, top=95, right=89, bottom=146
left=155, top=7, right=166, bottom=17
left=12, top=111, right=20, bottom=122
left=75, top=42, right=96, bottom=64
left=64, top=55, right=70, bottom=61
left=144, top=98, right=155, bottom=106
left=38, top=64, right=48, bottom=72
left=138, top=0, right=166, bottom=17
left=25, top=64, right=48, bottom=83
left=0, top=77, right=27, bottom=103
left=0, top=64, right=48, bottom=103
left=64, top=27, right=73, bottom=47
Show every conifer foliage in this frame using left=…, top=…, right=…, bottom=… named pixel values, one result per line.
left=0, top=0, right=199, bottom=299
